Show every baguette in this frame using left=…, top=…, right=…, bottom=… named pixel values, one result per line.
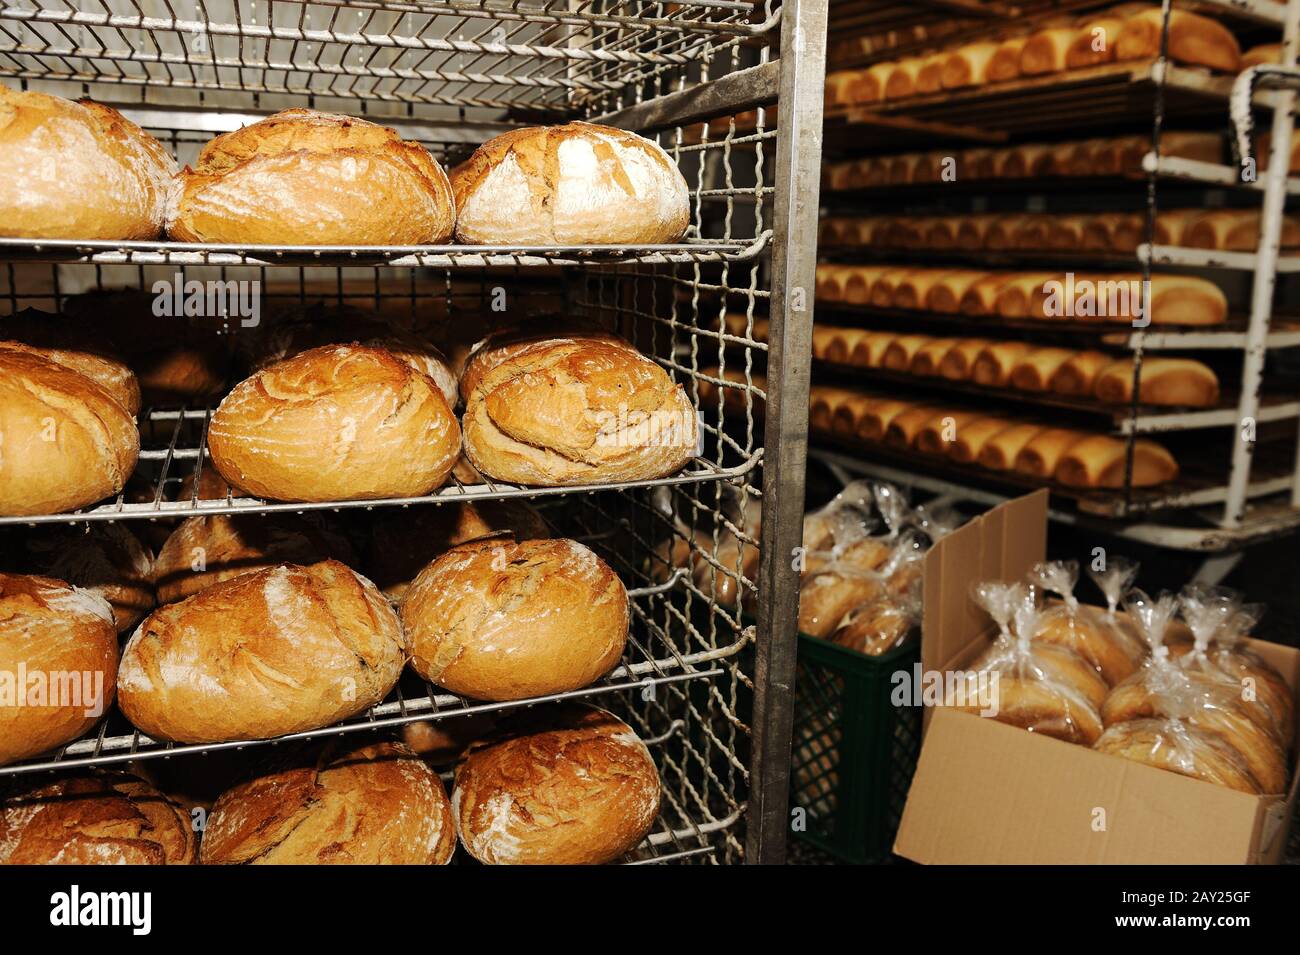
left=881, top=334, right=936, bottom=371
left=910, top=338, right=959, bottom=377
left=1009, top=347, right=1076, bottom=392
left=972, top=340, right=1036, bottom=386
left=831, top=393, right=881, bottom=438
left=1115, top=9, right=1242, bottom=72
left=949, top=415, right=1017, bottom=463
left=849, top=332, right=896, bottom=368
left=857, top=398, right=913, bottom=442
left=915, top=410, right=985, bottom=455
left=1184, top=210, right=1300, bottom=251
left=959, top=273, right=1015, bottom=315
left=937, top=337, right=995, bottom=380
left=994, top=272, right=1059, bottom=319
left=941, top=41, right=1004, bottom=89
left=977, top=423, right=1045, bottom=470
left=1020, top=27, right=1081, bottom=75
left=1055, top=435, right=1179, bottom=487
left=1093, top=357, right=1221, bottom=406
left=884, top=405, right=945, bottom=448
left=1048, top=350, right=1115, bottom=396
left=926, top=271, right=987, bottom=312
left=1014, top=428, right=1089, bottom=479
left=809, top=386, right=860, bottom=434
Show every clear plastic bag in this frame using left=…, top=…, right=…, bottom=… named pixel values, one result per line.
left=1030, top=559, right=1144, bottom=686
left=946, top=583, right=1107, bottom=745
left=830, top=590, right=920, bottom=657
left=1093, top=718, right=1263, bottom=794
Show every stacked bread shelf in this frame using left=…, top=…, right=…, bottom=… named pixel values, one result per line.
left=807, top=0, right=1300, bottom=558
left=0, top=0, right=830, bottom=865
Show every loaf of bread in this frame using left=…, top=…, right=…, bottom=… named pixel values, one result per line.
left=971, top=341, right=1035, bottom=386
left=402, top=537, right=627, bottom=701
left=1243, top=43, right=1280, bottom=68
left=884, top=57, right=926, bottom=99
left=881, top=334, right=935, bottom=371
left=831, top=394, right=880, bottom=438
left=0, top=88, right=175, bottom=240
left=117, top=560, right=405, bottom=743
left=915, top=410, right=984, bottom=455
left=1066, top=10, right=1132, bottom=68
left=1093, top=719, right=1261, bottom=793
left=849, top=332, right=896, bottom=368
left=1014, top=428, right=1088, bottom=479
left=1184, top=210, right=1300, bottom=251
left=0, top=312, right=140, bottom=414
left=884, top=405, right=945, bottom=448
left=170, top=108, right=455, bottom=244
left=1094, top=357, right=1220, bottom=406
left=1055, top=435, right=1179, bottom=487
left=941, top=41, right=1003, bottom=88
left=987, top=36, right=1029, bottom=81
left=0, top=772, right=196, bottom=864
left=462, top=338, right=697, bottom=486
left=936, top=337, right=993, bottom=379
left=854, top=62, right=899, bottom=103
left=960, top=273, right=1016, bottom=315
left=152, top=514, right=355, bottom=604
left=825, top=70, right=861, bottom=107
left=1115, top=9, right=1242, bottom=72
left=458, top=322, right=634, bottom=402
left=810, top=386, right=858, bottom=434
left=1047, top=350, right=1115, bottom=396
left=0, top=350, right=140, bottom=517
left=208, top=344, right=460, bottom=502
left=450, top=122, right=689, bottom=244
left=201, top=741, right=456, bottom=864
left=1021, top=26, right=1081, bottom=75
left=817, top=327, right=871, bottom=364
left=854, top=398, right=912, bottom=442
left=1009, top=347, right=1075, bottom=392
left=453, top=705, right=661, bottom=864
left=910, top=338, right=959, bottom=377
left=949, top=416, right=1017, bottom=463
left=20, top=524, right=154, bottom=633
left=0, top=574, right=119, bottom=767
left=1034, top=606, right=1141, bottom=687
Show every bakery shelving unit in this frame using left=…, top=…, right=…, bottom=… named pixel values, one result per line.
left=809, top=0, right=1300, bottom=563
left=0, top=0, right=830, bottom=864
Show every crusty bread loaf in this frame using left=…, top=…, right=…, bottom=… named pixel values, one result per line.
left=937, top=337, right=993, bottom=380
left=0, top=311, right=140, bottom=414
left=403, top=537, right=627, bottom=701
left=977, top=423, right=1045, bottom=471
left=0, top=350, right=140, bottom=517
left=910, top=338, right=959, bottom=377
left=1019, top=27, right=1078, bottom=74
left=884, top=57, right=926, bottom=99
left=818, top=327, right=871, bottom=364
left=208, top=344, right=460, bottom=502
left=949, top=416, right=1016, bottom=463
left=915, top=53, right=947, bottom=96
left=1055, top=435, right=1179, bottom=487
left=117, top=560, right=405, bottom=743
left=1014, top=427, right=1087, bottom=479
left=941, top=41, right=1003, bottom=88
left=1093, top=720, right=1261, bottom=793
left=851, top=62, right=898, bottom=103
left=884, top=405, right=944, bottom=448
left=1009, top=347, right=1074, bottom=391
left=152, top=514, right=355, bottom=605
left=0, top=574, right=119, bottom=767
left=453, top=704, right=661, bottom=864
left=366, top=499, right=548, bottom=601
left=462, top=338, right=697, bottom=486
left=20, top=524, right=154, bottom=633
left=201, top=741, right=456, bottom=864
left=450, top=122, right=689, bottom=244
left=1047, top=350, right=1114, bottom=396
left=855, top=398, right=912, bottom=442
left=881, top=334, right=935, bottom=371
left=849, top=331, right=896, bottom=368
left=1184, top=210, right=1300, bottom=252
left=1093, top=357, right=1220, bottom=406
left=987, top=36, right=1029, bottom=82
left=1066, top=12, right=1129, bottom=68
left=960, top=273, right=1017, bottom=315
left=0, top=771, right=196, bottom=864
left=170, top=108, right=455, bottom=245
left=971, top=341, right=1035, bottom=387
left=915, top=410, right=984, bottom=455
left=458, top=322, right=633, bottom=403
left=1115, top=9, right=1242, bottom=72
left=0, top=88, right=175, bottom=240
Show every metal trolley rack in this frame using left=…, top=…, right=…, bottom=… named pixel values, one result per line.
left=0, top=0, right=830, bottom=864
left=813, top=0, right=1300, bottom=572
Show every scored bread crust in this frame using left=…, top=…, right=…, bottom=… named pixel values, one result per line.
left=0, top=310, right=141, bottom=414
left=208, top=344, right=461, bottom=502
left=458, top=322, right=634, bottom=403
left=117, top=560, right=406, bottom=744
left=0, top=88, right=176, bottom=240
left=0, top=350, right=140, bottom=517
left=201, top=741, right=456, bottom=865
left=450, top=122, right=690, bottom=245
left=462, top=338, right=698, bottom=486
left=0, top=574, right=120, bottom=767
left=0, top=771, right=197, bottom=864
left=452, top=704, right=661, bottom=865
left=402, top=537, right=628, bottom=701
left=168, top=108, right=455, bottom=245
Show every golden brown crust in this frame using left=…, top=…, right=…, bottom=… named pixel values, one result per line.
left=0, top=310, right=141, bottom=414
left=201, top=741, right=455, bottom=864
left=1093, top=720, right=1261, bottom=793
left=402, top=537, right=627, bottom=701
left=458, top=321, right=633, bottom=403
left=117, top=560, right=405, bottom=743
left=169, top=108, right=454, bottom=245
left=20, top=524, right=155, bottom=633
left=0, top=771, right=197, bottom=864
left=453, top=705, right=661, bottom=864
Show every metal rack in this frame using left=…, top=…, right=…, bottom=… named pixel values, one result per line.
left=810, top=0, right=1300, bottom=561
left=0, top=0, right=829, bottom=865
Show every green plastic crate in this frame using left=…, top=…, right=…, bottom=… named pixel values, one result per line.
left=789, top=633, right=922, bottom=864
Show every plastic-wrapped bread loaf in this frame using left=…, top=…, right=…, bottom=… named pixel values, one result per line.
left=949, top=416, right=1017, bottom=463
left=881, top=334, right=935, bottom=371
left=1047, top=350, right=1115, bottom=396
left=941, top=41, right=1004, bottom=89
left=1093, top=357, right=1220, bottom=407
left=910, top=339, right=959, bottom=377
left=971, top=341, right=1035, bottom=386
left=915, top=410, right=985, bottom=455
left=1014, top=427, right=1088, bottom=479
left=1055, top=435, right=1179, bottom=487
left=850, top=332, right=896, bottom=369
left=1008, top=347, right=1075, bottom=392
left=978, top=423, right=1045, bottom=470
left=1184, top=210, right=1300, bottom=251
left=1020, top=27, right=1080, bottom=74
left=937, top=338, right=995, bottom=380
left=1115, top=9, right=1242, bottom=72
left=1093, top=720, right=1263, bottom=793
left=987, top=36, right=1029, bottom=81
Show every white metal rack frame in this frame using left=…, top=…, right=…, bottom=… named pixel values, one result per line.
left=0, top=0, right=830, bottom=865
left=811, top=0, right=1300, bottom=552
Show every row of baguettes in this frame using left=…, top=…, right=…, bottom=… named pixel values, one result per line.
left=807, top=384, right=1179, bottom=489
left=825, top=7, right=1245, bottom=107
left=815, top=265, right=1228, bottom=326
left=810, top=324, right=1221, bottom=408
left=2, top=88, right=689, bottom=246
left=823, top=132, right=1221, bottom=190
left=819, top=209, right=1300, bottom=255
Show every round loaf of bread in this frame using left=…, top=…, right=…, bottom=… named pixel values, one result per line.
left=366, top=499, right=548, bottom=601
left=453, top=705, right=660, bottom=864
left=458, top=321, right=634, bottom=403
left=152, top=513, right=354, bottom=605
left=1033, top=605, right=1141, bottom=686
left=0, top=350, right=140, bottom=516
left=1093, top=719, right=1261, bottom=793
left=0, top=88, right=176, bottom=240
left=451, top=122, right=690, bottom=245
left=462, top=339, right=697, bottom=485
left=21, top=523, right=155, bottom=633
left=0, top=574, right=119, bottom=767
left=402, top=537, right=627, bottom=701
left=0, top=771, right=197, bottom=864
left=200, top=741, right=455, bottom=865
left=169, top=108, right=455, bottom=245
left=117, top=560, right=405, bottom=743
left=208, top=344, right=460, bottom=502
left=1, top=310, right=141, bottom=414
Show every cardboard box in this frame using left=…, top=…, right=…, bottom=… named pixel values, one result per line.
left=894, top=489, right=1300, bottom=864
